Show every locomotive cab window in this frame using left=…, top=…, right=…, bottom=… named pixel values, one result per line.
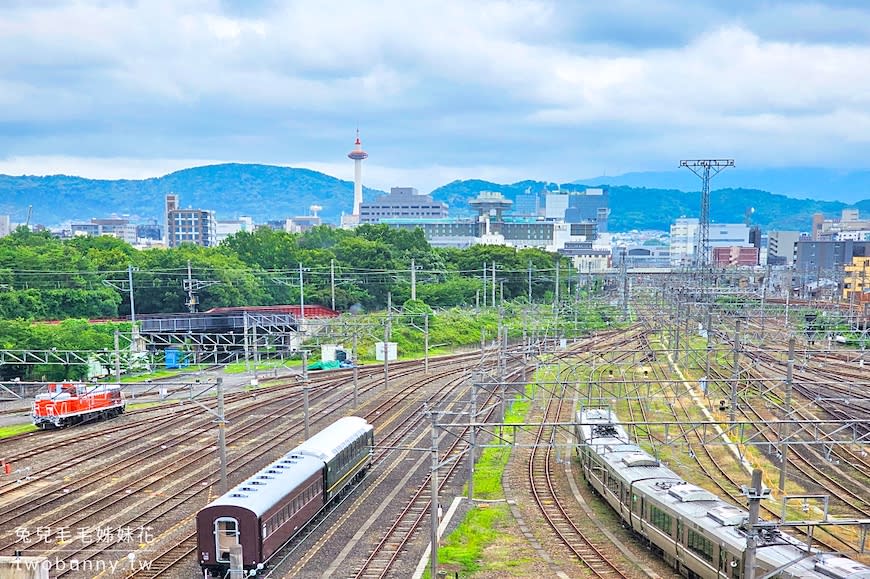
left=214, top=517, right=240, bottom=563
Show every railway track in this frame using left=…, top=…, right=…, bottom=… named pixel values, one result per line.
left=0, top=354, right=489, bottom=578
left=528, top=380, right=628, bottom=577
left=122, top=354, right=505, bottom=578
left=658, top=319, right=869, bottom=555
left=347, top=366, right=525, bottom=579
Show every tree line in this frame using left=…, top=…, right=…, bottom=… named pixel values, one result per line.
left=0, top=225, right=577, bottom=320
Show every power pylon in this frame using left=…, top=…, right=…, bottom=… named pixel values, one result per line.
left=680, top=159, right=735, bottom=269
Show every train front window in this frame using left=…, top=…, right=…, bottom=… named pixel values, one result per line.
left=214, top=517, right=240, bottom=563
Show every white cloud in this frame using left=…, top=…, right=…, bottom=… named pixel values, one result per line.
left=0, top=155, right=225, bottom=180
left=0, top=1, right=869, bottom=181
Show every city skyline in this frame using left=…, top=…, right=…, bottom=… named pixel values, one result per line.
left=1, top=1, right=869, bottom=194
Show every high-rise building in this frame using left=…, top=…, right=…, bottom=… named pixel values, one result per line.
left=670, top=218, right=699, bottom=266
left=842, top=256, right=870, bottom=302
left=513, top=191, right=540, bottom=217
left=165, top=194, right=178, bottom=245
left=165, top=194, right=216, bottom=247
left=768, top=231, right=801, bottom=266
left=544, top=192, right=570, bottom=220
left=564, top=188, right=610, bottom=232
left=0, top=215, right=11, bottom=237
left=670, top=219, right=750, bottom=266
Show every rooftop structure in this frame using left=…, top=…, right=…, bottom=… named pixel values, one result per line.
left=469, top=191, right=512, bottom=222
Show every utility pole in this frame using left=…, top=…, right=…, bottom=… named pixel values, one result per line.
left=127, top=265, right=137, bottom=324
left=705, top=310, right=712, bottom=393
left=352, top=330, right=359, bottom=406
left=186, top=260, right=196, bottom=313
left=482, top=262, right=487, bottom=307
left=742, top=469, right=767, bottom=579
left=679, top=159, right=735, bottom=270
left=216, top=377, right=228, bottom=494
left=243, top=312, right=250, bottom=373
left=527, top=260, right=532, bottom=303
left=298, top=262, right=306, bottom=322
left=555, top=256, right=560, bottom=310
left=384, top=292, right=392, bottom=388
left=253, top=324, right=260, bottom=382
left=229, top=545, right=244, bottom=579
left=424, top=314, right=429, bottom=374
left=760, top=264, right=770, bottom=337
left=674, top=295, right=681, bottom=362
left=621, top=247, right=629, bottom=320
left=429, top=411, right=440, bottom=579
left=303, top=385, right=310, bottom=439
left=114, top=330, right=121, bottom=383
left=330, top=258, right=336, bottom=311
left=497, top=308, right=505, bottom=386
left=491, top=261, right=496, bottom=306
left=730, top=320, right=741, bottom=424
left=468, top=382, right=477, bottom=500
left=183, top=260, right=218, bottom=313
left=778, top=337, right=795, bottom=493
left=480, top=327, right=486, bottom=366
left=411, top=258, right=417, bottom=301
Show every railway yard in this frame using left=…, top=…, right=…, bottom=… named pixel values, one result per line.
left=0, top=278, right=869, bottom=578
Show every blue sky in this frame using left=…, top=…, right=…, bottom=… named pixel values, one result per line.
left=0, top=0, right=868, bottom=192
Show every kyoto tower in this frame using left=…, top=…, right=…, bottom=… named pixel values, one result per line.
left=348, top=130, right=368, bottom=218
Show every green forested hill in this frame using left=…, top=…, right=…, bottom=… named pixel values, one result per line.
left=431, top=181, right=865, bottom=231
left=0, top=164, right=383, bottom=226
left=1, top=164, right=867, bottom=231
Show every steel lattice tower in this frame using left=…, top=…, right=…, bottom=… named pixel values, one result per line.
left=680, top=159, right=734, bottom=269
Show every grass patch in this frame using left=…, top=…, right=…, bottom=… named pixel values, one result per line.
left=118, top=365, right=212, bottom=383
left=433, top=504, right=512, bottom=576
left=0, top=423, right=38, bottom=438
left=223, top=359, right=301, bottom=374
left=432, top=381, right=537, bottom=575
left=126, top=401, right=168, bottom=410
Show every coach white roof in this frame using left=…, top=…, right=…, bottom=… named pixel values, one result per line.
left=582, top=408, right=870, bottom=577
left=294, top=416, right=372, bottom=464
left=203, top=453, right=322, bottom=517
left=815, top=555, right=870, bottom=579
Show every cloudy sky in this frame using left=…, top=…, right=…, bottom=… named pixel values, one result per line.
left=1, top=0, right=868, bottom=192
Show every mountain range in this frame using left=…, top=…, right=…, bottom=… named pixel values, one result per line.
left=1, top=163, right=868, bottom=233
left=575, top=167, right=870, bottom=204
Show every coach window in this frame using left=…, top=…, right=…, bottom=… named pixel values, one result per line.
left=650, top=505, right=672, bottom=535
left=214, top=517, right=240, bottom=563
left=687, top=529, right=713, bottom=563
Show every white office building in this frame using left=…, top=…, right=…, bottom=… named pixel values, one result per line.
left=670, top=218, right=750, bottom=266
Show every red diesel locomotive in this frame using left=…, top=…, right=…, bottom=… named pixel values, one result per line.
left=32, top=382, right=126, bottom=429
